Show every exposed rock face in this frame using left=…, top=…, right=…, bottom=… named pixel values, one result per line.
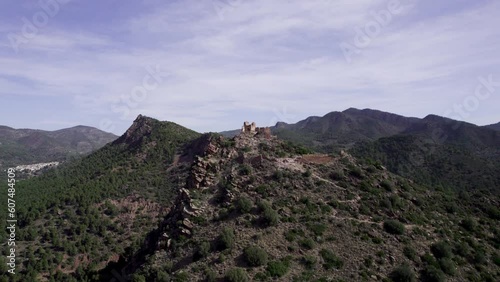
left=188, top=156, right=217, bottom=190
left=113, top=115, right=154, bottom=146
left=155, top=124, right=274, bottom=249
left=156, top=134, right=231, bottom=248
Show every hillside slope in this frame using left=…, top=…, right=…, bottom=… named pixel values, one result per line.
left=106, top=131, right=499, bottom=281
left=0, top=115, right=201, bottom=282
left=1, top=118, right=498, bottom=281
left=250, top=108, right=500, bottom=194
left=351, top=115, right=500, bottom=193
left=0, top=125, right=117, bottom=169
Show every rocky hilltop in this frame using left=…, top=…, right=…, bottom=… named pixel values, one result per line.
left=3, top=118, right=498, bottom=282
left=108, top=122, right=499, bottom=281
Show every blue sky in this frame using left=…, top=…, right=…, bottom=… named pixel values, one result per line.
left=0, top=0, right=499, bottom=135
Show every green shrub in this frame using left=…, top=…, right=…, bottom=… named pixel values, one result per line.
left=258, top=201, right=279, bottom=227
left=237, top=197, right=253, bottom=214
left=254, top=272, right=269, bottom=281
left=218, top=254, right=226, bottom=263
left=164, top=261, right=174, bottom=274
left=194, top=241, right=211, bottom=260
left=381, top=180, right=393, bottom=192
left=403, top=246, right=417, bottom=261
left=383, top=220, right=405, bottom=235
left=205, top=268, right=217, bottom=282
left=243, top=245, right=268, bottom=267
left=173, top=272, right=189, bottom=282
left=307, top=223, right=327, bottom=236
left=438, top=258, right=456, bottom=276
left=472, top=250, right=486, bottom=265
left=301, top=255, right=317, bottom=270
left=430, top=241, right=452, bottom=259
left=389, top=264, right=416, bottom=282
left=225, top=268, right=249, bottom=282
left=492, top=253, right=500, bottom=266
left=156, top=270, right=170, bottom=282
left=422, top=265, right=445, bottom=282
left=329, top=170, right=345, bottom=181
left=421, top=253, right=439, bottom=268
left=273, top=170, right=284, bottom=181
left=258, top=199, right=272, bottom=211
left=267, top=259, right=290, bottom=278
left=461, top=217, right=477, bottom=232
left=453, top=241, right=470, bottom=257
left=348, top=165, right=363, bottom=178
left=284, top=229, right=304, bottom=242
left=299, top=238, right=316, bottom=250
left=485, top=205, right=500, bottom=220
left=218, top=228, right=235, bottom=250
left=239, top=165, right=252, bottom=176
left=256, top=184, right=270, bottom=197
left=303, top=169, right=312, bottom=177
left=319, top=249, right=343, bottom=270
left=131, top=274, right=146, bottom=282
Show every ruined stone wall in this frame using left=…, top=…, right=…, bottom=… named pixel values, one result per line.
left=241, top=121, right=271, bottom=138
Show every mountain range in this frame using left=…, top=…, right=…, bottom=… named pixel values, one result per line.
left=485, top=122, right=500, bottom=131
left=263, top=108, right=500, bottom=193
left=0, top=125, right=117, bottom=169
left=223, top=108, right=499, bottom=151
left=0, top=111, right=499, bottom=281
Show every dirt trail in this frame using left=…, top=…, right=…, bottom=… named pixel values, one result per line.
left=312, top=173, right=348, bottom=191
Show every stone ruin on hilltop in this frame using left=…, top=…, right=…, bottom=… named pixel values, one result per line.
left=241, top=121, right=271, bottom=138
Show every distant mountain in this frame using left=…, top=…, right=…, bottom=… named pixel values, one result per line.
left=272, top=108, right=420, bottom=151
left=352, top=115, right=500, bottom=192
left=261, top=108, right=500, bottom=193
left=484, top=122, right=500, bottom=131
left=220, top=108, right=421, bottom=148
left=0, top=124, right=117, bottom=168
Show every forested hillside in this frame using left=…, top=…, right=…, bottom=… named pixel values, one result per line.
left=0, top=115, right=498, bottom=281
left=0, top=116, right=200, bottom=281
left=0, top=125, right=117, bottom=177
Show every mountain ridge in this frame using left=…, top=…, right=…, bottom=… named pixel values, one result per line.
left=484, top=122, right=500, bottom=131
left=0, top=124, right=118, bottom=169
left=1, top=116, right=498, bottom=281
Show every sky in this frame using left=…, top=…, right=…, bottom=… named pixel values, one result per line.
left=0, top=0, right=499, bottom=135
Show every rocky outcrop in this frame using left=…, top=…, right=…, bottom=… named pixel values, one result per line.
left=113, top=115, right=155, bottom=146
left=156, top=135, right=226, bottom=248
left=188, top=156, right=218, bottom=189
left=155, top=125, right=273, bottom=250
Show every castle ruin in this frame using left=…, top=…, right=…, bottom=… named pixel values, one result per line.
left=241, top=121, right=271, bottom=138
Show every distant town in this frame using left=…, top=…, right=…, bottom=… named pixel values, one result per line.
left=14, top=162, right=59, bottom=173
